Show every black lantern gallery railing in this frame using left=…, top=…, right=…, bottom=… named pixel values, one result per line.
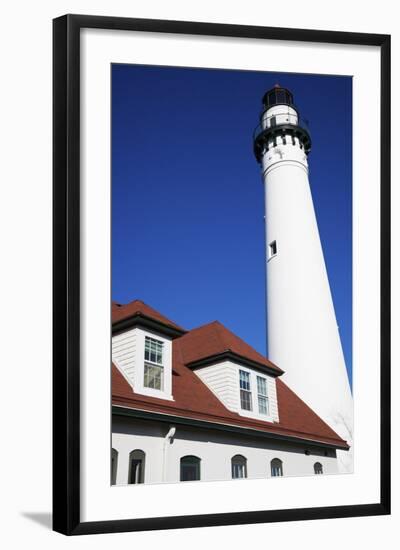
left=253, top=112, right=312, bottom=163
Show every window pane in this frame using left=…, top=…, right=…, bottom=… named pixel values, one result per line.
left=233, top=463, right=243, bottom=478
left=232, top=456, right=247, bottom=479
left=111, top=449, right=118, bottom=485
left=239, top=371, right=253, bottom=411
left=240, top=389, right=252, bottom=411
left=181, top=465, right=198, bottom=481
left=257, top=376, right=269, bottom=415
left=269, top=240, right=277, bottom=257
left=257, top=376, right=267, bottom=395
left=258, top=395, right=269, bottom=415
left=271, top=459, right=283, bottom=477
left=144, top=363, right=164, bottom=390
left=277, top=90, right=286, bottom=103
left=130, top=459, right=143, bottom=483
left=180, top=456, right=200, bottom=481
left=129, top=450, right=145, bottom=484
left=239, top=370, right=251, bottom=390
left=267, top=90, right=278, bottom=106
left=314, top=462, right=323, bottom=475
left=144, top=336, right=163, bottom=364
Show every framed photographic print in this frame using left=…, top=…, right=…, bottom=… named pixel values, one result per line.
left=53, top=14, right=390, bottom=535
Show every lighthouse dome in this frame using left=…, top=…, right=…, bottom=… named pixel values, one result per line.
left=253, top=84, right=311, bottom=162
left=262, top=85, right=294, bottom=109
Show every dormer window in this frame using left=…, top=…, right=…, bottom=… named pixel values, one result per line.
left=112, top=312, right=174, bottom=401
left=257, top=376, right=269, bottom=415
left=232, top=366, right=277, bottom=422
left=144, top=336, right=164, bottom=390
left=239, top=370, right=252, bottom=411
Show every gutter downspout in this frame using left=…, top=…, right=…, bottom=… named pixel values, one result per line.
left=162, top=426, right=176, bottom=482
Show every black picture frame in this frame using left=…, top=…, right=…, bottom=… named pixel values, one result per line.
left=53, top=14, right=391, bottom=536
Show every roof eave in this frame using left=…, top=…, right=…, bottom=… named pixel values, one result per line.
left=112, top=404, right=349, bottom=451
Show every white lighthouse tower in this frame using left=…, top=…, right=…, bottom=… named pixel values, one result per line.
left=253, top=85, right=353, bottom=473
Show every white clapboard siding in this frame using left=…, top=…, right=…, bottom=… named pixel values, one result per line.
left=194, top=361, right=239, bottom=412
left=267, top=376, right=279, bottom=422
left=195, top=361, right=280, bottom=423
left=112, top=328, right=137, bottom=387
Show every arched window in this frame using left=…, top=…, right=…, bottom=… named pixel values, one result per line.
left=271, top=458, right=283, bottom=477
left=111, top=448, right=118, bottom=485
left=180, top=455, right=201, bottom=481
left=231, top=455, right=247, bottom=479
left=314, top=462, right=323, bottom=475
left=129, top=449, right=145, bottom=484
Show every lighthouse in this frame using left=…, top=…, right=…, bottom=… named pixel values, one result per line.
left=253, top=85, right=353, bottom=473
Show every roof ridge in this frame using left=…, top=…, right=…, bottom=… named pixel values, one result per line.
left=183, top=320, right=221, bottom=335
left=112, top=298, right=186, bottom=332
left=126, top=298, right=144, bottom=306
left=135, top=299, right=182, bottom=325
left=176, top=318, right=282, bottom=374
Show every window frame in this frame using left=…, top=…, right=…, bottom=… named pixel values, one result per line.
left=180, top=455, right=201, bottom=482
left=239, top=369, right=253, bottom=411
left=231, top=454, right=248, bottom=480
left=128, top=449, right=146, bottom=484
left=314, top=462, right=324, bottom=475
left=237, top=366, right=274, bottom=422
left=268, top=240, right=277, bottom=259
left=271, top=458, right=283, bottom=477
left=144, top=336, right=165, bottom=391
left=111, top=448, right=118, bottom=485
left=257, top=375, right=269, bottom=416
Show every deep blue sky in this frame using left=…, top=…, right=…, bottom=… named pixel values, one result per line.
left=112, top=65, right=352, bottom=386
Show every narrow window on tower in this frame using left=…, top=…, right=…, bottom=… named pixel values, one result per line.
left=268, top=240, right=277, bottom=259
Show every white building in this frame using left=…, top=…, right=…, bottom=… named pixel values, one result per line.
left=112, top=299, right=348, bottom=485
left=111, top=85, right=351, bottom=485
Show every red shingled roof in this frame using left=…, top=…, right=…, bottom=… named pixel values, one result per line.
left=112, top=327, right=349, bottom=449
left=112, top=299, right=185, bottom=332
left=177, top=320, right=283, bottom=375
